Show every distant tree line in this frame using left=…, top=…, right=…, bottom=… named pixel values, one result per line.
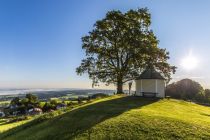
left=166, top=79, right=210, bottom=104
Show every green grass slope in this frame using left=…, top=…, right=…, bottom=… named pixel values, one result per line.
left=1, top=95, right=210, bottom=140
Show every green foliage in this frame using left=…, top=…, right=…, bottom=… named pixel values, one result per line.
left=76, top=8, right=176, bottom=93
left=25, top=94, right=38, bottom=104
left=50, top=98, right=61, bottom=105
left=10, top=94, right=38, bottom=107
left=205, top=89, right=210, bottom=99
left=166, top=79, right=210, bottom=103
left=42, top=102, right=55, bottom=112
left=67, top=101, right=78, bottom=106
left=1, top=95, right=210, bottom=140
left=10, top=97, right=20, bottom=106
left=37, top=102, right=45, bottom=109
left=63, top=100, right=71, bottom=105
left=166, top=79, right=203, bottom=99
left=20, top=98, right=29, bottom=106
left=7, top=94, right=39, bottom=115
left=41, top=99, right=65, bottom=112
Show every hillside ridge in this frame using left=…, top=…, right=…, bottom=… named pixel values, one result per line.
left=1, top=95, right=210, bottom=140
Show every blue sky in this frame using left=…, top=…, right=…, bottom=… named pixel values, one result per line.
left=0, top=0, right=210, bottom=89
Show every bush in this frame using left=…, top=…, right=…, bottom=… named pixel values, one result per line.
left=42, top=102, right=55, bottom=112
left=50, top=98, right=62, bottom=105
left=166, top=79, right=210, bottom=104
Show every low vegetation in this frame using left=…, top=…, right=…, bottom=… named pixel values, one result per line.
left=0, top=95, right=210, bottom=140
left=2, top=92, right=107, bottom=117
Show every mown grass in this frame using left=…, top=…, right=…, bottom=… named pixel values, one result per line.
left=0, top=95, right=210, bottom=140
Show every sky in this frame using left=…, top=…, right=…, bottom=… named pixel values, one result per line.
left=0, top=0, right=210, bottom=89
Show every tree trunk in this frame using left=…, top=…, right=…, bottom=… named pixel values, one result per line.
left=117, top=80, right=123, bottom=94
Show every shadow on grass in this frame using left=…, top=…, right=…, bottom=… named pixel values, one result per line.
left=200, top=113, right=210, bottom=117
left=0, top=96, right=159, bottom=140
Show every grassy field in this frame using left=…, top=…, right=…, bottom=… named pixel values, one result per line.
left=0, top=95, right=210, bottom=140
left=0, top=119, right=30, bottom=133
left=0, top=101, right=10, bottom=106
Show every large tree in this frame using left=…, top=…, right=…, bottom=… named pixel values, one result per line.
left=76, top=8, right=176, bottom=93
left=166, top=79, right=204, bottom=100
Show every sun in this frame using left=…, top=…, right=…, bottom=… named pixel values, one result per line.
left=181, top=54, right=198, bottom=70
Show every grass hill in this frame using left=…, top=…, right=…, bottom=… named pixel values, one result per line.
left=1, top=95, right=210, bottom=140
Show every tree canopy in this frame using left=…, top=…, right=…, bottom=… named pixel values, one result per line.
left=26, top=93, right=38, bottom=104
left=166, top=79, right=204, bottom=100
left=76, top=8, right=176, bottom=93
